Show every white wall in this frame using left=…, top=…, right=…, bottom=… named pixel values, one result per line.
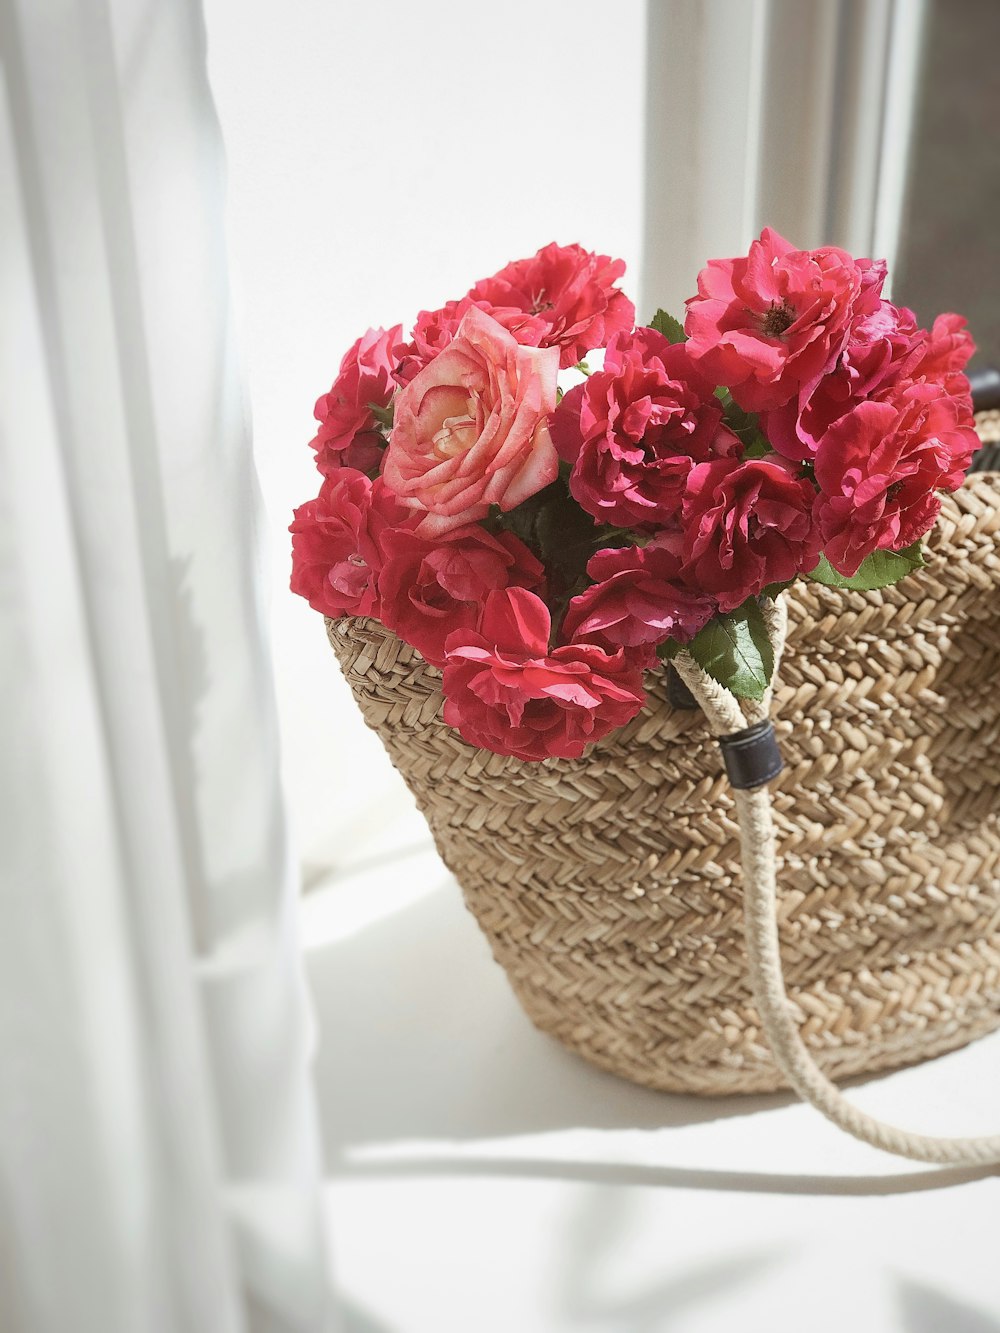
left=204, top=0, right=648, bottom=871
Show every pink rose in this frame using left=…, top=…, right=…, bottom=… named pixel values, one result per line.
left=561, top=531, right=716, bottom=662
left=382, top=306, right=560, bottom=535
left=684, top=228, right=872, bottom=412
left=310, top=326, right=404, bottom=475
left=289, top=470, right=411, bottom=618
left=681, top=457, right=821, bottom=611
left=468, top=242, right=636, bottom=369
left=441, top=588, right=646, bottom=761
left=814, top=381, right=979, bottom=576
left=396, top=297, right=549, bottom=383
left=763, top=300, right=924, bottom=460
left=377, top=525, right=544, bottom=667
left=551, top=328, right=739, bottom=528
left=912, top=313, right=976, bottom=384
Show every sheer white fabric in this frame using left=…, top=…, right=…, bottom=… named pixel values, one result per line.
left=0, top=1, right=333, bottom=1329
left=641, top=0, right=927, bottom=317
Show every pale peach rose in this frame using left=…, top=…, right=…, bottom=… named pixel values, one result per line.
left=383, top=306, right=559, bottom=533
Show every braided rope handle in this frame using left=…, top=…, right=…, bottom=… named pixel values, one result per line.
left=674, top=597, right=1000, bottom=1167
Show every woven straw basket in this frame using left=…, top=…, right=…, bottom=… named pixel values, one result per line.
left=326, top=455, right=1000, bottom=1101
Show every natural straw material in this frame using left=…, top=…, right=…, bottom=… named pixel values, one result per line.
left=326, top=468, right=1000, bottom=1096
left=974, top=408, right=1000, bottom=444
left=674, top=597, right=1000, bottom=1165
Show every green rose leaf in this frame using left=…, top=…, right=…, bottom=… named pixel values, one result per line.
left=368, top=400, right=394, bottom=431
left=806, top=542, right=925, bottom=591
left=761, top=579, right=794, bottom=600
left=741, top=435, right=772, bottom=460
left=685, top=599, right=775, bottom=701
left=649, top=309, right=688, bottom=345
left=656, top=638, right=682, bottom=661
left=721, top=399, right=770, bottom=457
left=721, top=399, right=755, bottom=435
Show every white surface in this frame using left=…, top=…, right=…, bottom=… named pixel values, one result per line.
left=302, top=855, right=1000, bottom=1333
left=203, top=0, right=647, bottom=874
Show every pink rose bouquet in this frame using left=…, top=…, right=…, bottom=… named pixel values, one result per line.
left=292, top=233, right=980, bottom=761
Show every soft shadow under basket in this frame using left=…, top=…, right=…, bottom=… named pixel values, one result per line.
left=326, top=414, right=1000, bottom=1166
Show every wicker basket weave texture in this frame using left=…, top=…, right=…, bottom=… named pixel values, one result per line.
left=326, top=473, right=1000, bottom=1094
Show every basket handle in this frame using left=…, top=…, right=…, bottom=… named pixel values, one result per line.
left=673, top=597, right=1000, bottom=1167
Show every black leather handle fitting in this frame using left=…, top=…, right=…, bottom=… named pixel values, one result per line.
left=718, top=719, right=783, bottom=789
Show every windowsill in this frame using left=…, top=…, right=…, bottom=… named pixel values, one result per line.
left=301, top=853, right=1000, bottom=1333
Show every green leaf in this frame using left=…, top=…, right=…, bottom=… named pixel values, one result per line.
left=656, top=638, right=681, bottom=661
left=721, top=399, right=771, bottom=456
left=496, top=493, right=543, bottom=551
left=761, top=580, right=794, bottom=600
left=686, top=599, right=775, bottom=701
left=495, top=476, right=602, bottom=595
left=721, top=399, right=755, bottom=435
left=368, top=400, right=394, bottom=430
left=480, top=504, right=504, bottom=535
left=649, top=309, right=688, bottom=344
left=805, top=542, right=925, bottom=591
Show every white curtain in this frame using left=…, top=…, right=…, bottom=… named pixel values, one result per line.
left=0, top=1, right=333, bottom=1330
left=641, top=0, right=927, bottom=318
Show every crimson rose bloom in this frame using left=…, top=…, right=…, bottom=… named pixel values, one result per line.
left=684, top=228, right=873, bottom=412
left=442, top=588, right=646, bottom=762
left=908, top=313, right=976, bottom=392
left=377, top=526, right=544, bottom=667
left=550, top=328, right=739, bottom=528
left=468, top=242, right=635, bottom=369
left=310, top=326, right=403, bottom=475
left=681, top=457, right=821, bottom=611
left=763, top=304, right=976, bottom=461
left=289, top=470, right=411, bottom=618
left=561, top=531, right=716, bottom=662
left=814, top=381, right=979, bottom=576
left=763, top=300, right=923, bottom=460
